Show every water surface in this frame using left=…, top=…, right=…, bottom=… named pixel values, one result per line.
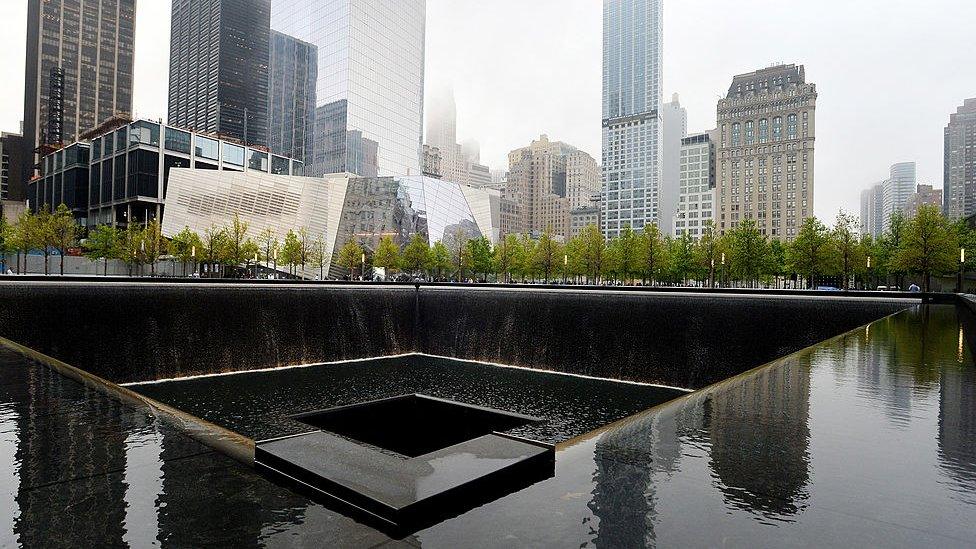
left=128, top=355, right=687, bottom=444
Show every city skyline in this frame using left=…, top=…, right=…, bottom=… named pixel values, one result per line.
left=1, top=0, right=975, bottom=221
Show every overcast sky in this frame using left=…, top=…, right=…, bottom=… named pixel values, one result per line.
left=2, top=0, right=975, bottom=220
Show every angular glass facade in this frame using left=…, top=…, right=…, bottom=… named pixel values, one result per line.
left=161, top=171, right=498, bottom=278
left=269, top=30, right=318, bottom=166
left=270, top=0, right=425, bottom=177
left=601, top=0, right=662, bottom=238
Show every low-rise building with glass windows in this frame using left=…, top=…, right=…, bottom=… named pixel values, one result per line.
left=161, top=169, right=502, bottom=278
left=27, top=141, right=91, bottom=222
left=33, top=118, right=304, bottom=228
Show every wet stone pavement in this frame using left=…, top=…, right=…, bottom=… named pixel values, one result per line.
left=0, top=349, right=416, bottom=548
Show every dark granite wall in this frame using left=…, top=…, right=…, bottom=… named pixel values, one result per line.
left=0, top=283, right=911, bottom=388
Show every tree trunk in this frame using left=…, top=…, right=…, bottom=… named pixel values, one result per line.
left=60, top=251, right=65, bottom=276
left=104, top=257, right=108, bottom=276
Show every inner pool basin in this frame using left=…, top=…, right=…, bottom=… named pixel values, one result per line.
left=1, top=281, right=973, bottom=546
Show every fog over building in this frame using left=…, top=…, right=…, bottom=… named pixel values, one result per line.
left=425, top=87, right=492, bottom=187
left=271, top=0, right=426, bottom=177
left=860, top=182, right=884, bottom=237
left=881, top=162, right=916, bottom=232
left=716, top=64, right=816, bottom=240
left=601, top=0, right=663, bottom=238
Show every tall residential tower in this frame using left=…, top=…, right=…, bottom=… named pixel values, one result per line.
left=601, top=0, right=663, bottom=238
left=271, top=0, right=426, bottom=177
left=23, top=0, right=136, bottom=179
left=168, top=0, right=271, bottom=147
left=715, top=64, right=816, bottom=240
left=944, top=99, right=976, bottom=219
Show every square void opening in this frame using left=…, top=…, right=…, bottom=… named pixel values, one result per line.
left=292, top=394, right=541, bottom=457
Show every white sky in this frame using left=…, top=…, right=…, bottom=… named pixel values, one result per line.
left=2, top=0, right=975, bottom=220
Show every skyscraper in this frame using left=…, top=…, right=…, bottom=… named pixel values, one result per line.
left=601, top=0, right=663, bottom=238
left=660, top=93, right=688, bottom=235
left=881, top=162, right=916, bottom=233
left=269, top=30, right=317, bottom=165
left=860, top=182, right=884, bottom=237
left=168, top=0, right=271, bottom=147
left=673, top=131, right=717, bottom=239
left=715, top=64, right=816, bottom=240
left=271, top=0, right=426, bottom=178
left=23, top=0, right=135, bottom=177
left=508, top=135, right=592, bottom=239
left=944, top=98, right=976, bottom=220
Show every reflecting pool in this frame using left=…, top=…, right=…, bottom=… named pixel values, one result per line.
left=127, top=355, right=687, bottom=443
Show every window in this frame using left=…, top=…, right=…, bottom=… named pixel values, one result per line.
left=731, top=123, right=741, bottom=146
left=195, top=136, right=219, bottom=160
left=103, top=134, right=114, bottom=156
left=92, top=138, right=101, bottom=160
left=222, top=143, right=245, bottom=166
left=787, top=114, right=798, bottom=140
left=129, top=121, right=160, bottom=148
left=248, top=149, right=268, bottom=172
left=758, top=119, right=768, bottom=143
left=165, top=128, right=191, bottom=153
left=163, top=155, right=190, bottom=198
left=772, top=117, right=783, bottom=141
left=128, top=150, right=159, bottom=197
left=115, top=128, right=127, bottom=152
left=745, top=121, right=754, bottom=144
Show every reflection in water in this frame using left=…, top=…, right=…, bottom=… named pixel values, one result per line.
left=704, top=358, right=811, bottom=521
left=0, top=406, right=19, bottom=547
left=123, top=426, right=164, bottom=548
left=939, top=359, right=976, bottom=504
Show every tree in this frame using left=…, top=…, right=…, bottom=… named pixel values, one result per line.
left=832, top=210, right=863, bottom=290
left=444, top=227, right=471, bottom=282
left=142, top=218, right=166, bottom=275
left=170, top=226, right=203, bottom=276
left=516, top=234, right=538, bottom=282
left=467, top=236, right=493, bottom=281
left=894, top=205, right=958, bottom=292
left=401, top=233, right=430, bottom=277
left=533, top=231, right=561, bottom=283
left=789, top=217, right=833, bottom=289
left=695, top=222, right=722, bottom=288
left=203, top=224, right=228, bottom=276
left=310, top=234, right=327, bottom=280
left=726, top=220, right=768, bottom=287
left=119, top=223, right=144, bottom=276
left=0, top=216, right=12, bottom=274
left=337, top=239, right=364, bottom=278
left=879, top=210, right=908, bottom=288
left=639, top=223, right=665, bottom=285
left=766, top=238, right=789, bottom=288
left=297, top=227, right=311, bottom=274
left=668, top=232, right=695, bottom=286
left=258, top=227, right=278, bottom=269
left=242, top=239, right=260, bottom=277
left=281, top=230, right=302, bottom=276
left=373, top=235, right=401, bottom=276
left=35, top=205, right=53, bottom=275
left=12, top=209, right=40, bottom=274
left=493, top=233, right=520, bottom=283
left=609, top=226, right=640, bottom=283
left=429, top=241, right=452, bottom=280
left=579, top=224, right=605, bottom=284
left=48, top=204, right=77, bottom=276
left=226, top=213, right=250, bottom=266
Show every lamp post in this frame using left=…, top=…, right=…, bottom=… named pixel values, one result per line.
left=190, top=245, right=196, bottom=278
left=254, top=252, right=259, bottom=279
left=361, top=252, right=366, bottom=281
left=563, top=254, right=568, bottom=285
left=959, top=248, right=966, bottom=293
left=710, top=258, right=716, bottom=289
left=720, top=252, right=726, bottom=288
left=272, top=248, right=278, bottom=279
left=866, top=255, right=872, bottom=290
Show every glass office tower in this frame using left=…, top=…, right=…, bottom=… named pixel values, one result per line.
left=23, top=0, right=136, bottom=177
left=168, top=0, right=271, bottom=147
left=269, top=30, right=318, bottom=166
left=601, top=0, right=663, bottom=238
left=270, top=0, right=426, bottom=178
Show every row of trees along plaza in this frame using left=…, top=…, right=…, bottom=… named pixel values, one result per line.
left=0, top=204, right=969, bottom=292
